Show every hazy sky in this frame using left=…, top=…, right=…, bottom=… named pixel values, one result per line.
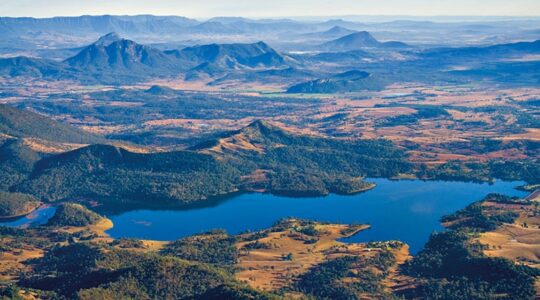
left=1, top=0, right=539, bottom=18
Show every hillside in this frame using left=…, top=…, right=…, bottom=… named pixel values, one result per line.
left=0, top=56, right=69, bottom=78
left=0, top=104, right=103, bottom=191
left=286, top=70, right=386, bottom=93
left=46, top=203, right=102, bottom=227
left=0, top=191, right=40, bottom=218
left=0, top=119, right=410, bottom=206
left=17, top=144, right=240, bottom=204
left=19, top=243, right=259, bottom=299
left=0, top=140, right=42, bottom=190
left=0, top=104, right=102, bottom=144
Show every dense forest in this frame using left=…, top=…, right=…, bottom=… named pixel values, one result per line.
left=0, top=118, right=413, bottom=208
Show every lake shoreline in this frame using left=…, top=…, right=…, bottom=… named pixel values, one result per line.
left=0, top=202, right=46, bottom=221
left=104, top=179, right=526, bottom=254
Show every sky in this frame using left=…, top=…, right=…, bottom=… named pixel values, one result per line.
left=1, top=0, right=539, bottom=19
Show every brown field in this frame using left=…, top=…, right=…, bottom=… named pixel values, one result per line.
left=234, top=219, right=410, bottom=293
left=2, top=78, right=538, bottom=163
left=22, top=138, right=87, bottom=154
left=235, top=221, right=370, bottom=291
left=479, top=223, right=540, bottom=267
left=500, top=128, right=540, bottom=142
left=475, top=194, right=540, bottom=295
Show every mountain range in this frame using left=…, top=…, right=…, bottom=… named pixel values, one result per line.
left=0, top=33, right=292, bottom=83
left=2, top=15, right=540, bottom=53
left=1, top=29, right=539, bottom=88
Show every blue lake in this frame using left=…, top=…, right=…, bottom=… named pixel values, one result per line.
left=105, top=179, right=527, bottom=253
left=0, top=205, right=56, bottom=228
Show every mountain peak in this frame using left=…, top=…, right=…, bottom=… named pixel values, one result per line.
left=191, top=120, right=290, bottom=155
left=64, top=34, right=179, bottom=81
left=94, top=32, right=122, bottom=46
left=340, top=31, right=378, bottom=43
left=321, top=31, right=381, bottom=51
left=245, top=119, right=273, bottom=130
left=326, top=26, right=352, bottom=34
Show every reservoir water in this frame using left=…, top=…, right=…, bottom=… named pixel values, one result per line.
left=0, top=205, right=56, bottom=228
left=104, top=179, right=526, bottom=253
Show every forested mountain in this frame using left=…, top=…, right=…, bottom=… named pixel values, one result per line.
left=16, top=144, right=240, bottom=204
left=0, top=104, right=102, bottom=144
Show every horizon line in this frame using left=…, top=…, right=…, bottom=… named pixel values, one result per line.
left=1, top=14, right=540, bottom=21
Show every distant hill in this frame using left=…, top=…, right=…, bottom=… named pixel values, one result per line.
left=144, top=85, right=178, bottom=96
left=0, top=15, right=199, bottom=37
left=65, top=33, right=182, bottom=81
left=301, top=26, right=357, bottom=40
left=286, top=70, right=386, bottom=93
left=451, top=60, right=540, bottom=86
left=208, top=67, right=314, bottom=86
left=0, top=104, right=102, bottom=144
left=421, top=39, right=540, bottom=62
left=93, top=32, right=122, bottom=46
left=0, top=56, right=71, bottom=78
left=292, top=49, right=374, bottom=65
left=167, top=41, right=290, bottom=79
left=323, top=26, right=357, bottom=37
left=321, top=31, right=409, bottom=51
left=182, top=41, right=286, bottom=68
